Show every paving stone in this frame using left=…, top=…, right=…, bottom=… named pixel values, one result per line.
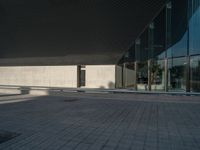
left=0, top=93, right=199, bottom=150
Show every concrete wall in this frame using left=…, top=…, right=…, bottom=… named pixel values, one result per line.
left=0, top=66, right=78, bottom=88
left=115, top=65, right=123, bottom=88
left=124, top=67, right=136, bottom=88
left=115, top=65, right=136, bottom=88
left=85, top=65, right=116, bottom=89
left=0, top=65, right=118, bottom=89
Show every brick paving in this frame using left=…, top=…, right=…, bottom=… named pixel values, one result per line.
left=0, top=93, right=200, bottom=150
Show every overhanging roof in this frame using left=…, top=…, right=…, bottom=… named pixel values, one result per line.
left=0, top=0, right=167, bottom=65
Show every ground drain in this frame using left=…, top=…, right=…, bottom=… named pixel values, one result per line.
left=0, top=131, right=20, bottom=144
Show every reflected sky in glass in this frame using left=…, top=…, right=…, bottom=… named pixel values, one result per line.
left=189, top=4, right=200, bottom=55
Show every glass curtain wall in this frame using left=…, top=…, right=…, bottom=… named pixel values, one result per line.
left=189, top=0, right=200, bottom=92
left=118, top=46, right=136, bottom=89
left=118, top=0, right=200, bottom=92
left=167, top=0, right=188, bottom=91
left=135, top=5, right=167, bottom=91
left=168, top=57, right=187, bottom=91
left=190, top=56, right=200, bottom=92
left=136, top=31, right=149, bottom=91
left=149, top=8, right=166, bottom=91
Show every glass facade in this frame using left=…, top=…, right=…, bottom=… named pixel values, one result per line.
left=168, top=57, right=187, bottom=91
left=189, top=0, right=200, bottom=55
left=190, top=56, right=200, bottom=92
left=118, top=0, right=200, bottom=92
left=151, top=60, right=165, bottom=91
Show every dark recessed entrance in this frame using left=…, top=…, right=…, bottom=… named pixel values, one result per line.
left=78, top=65, right=86, bottom=87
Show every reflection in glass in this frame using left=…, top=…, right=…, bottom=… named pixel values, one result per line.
left=190, top=56, right=200, bottom=92
left=167, top=0, right=188, bottom=58
left=168, top=57, right=187, bottom=91
left=123, top=63, right=136, bottom=88
left=137, top=61, right=148, bottom=90
left=167, top=32, right=188, bottom=58
left=151, top=9, right=166, bottom=60
left=138, top=30, right=149, bottom=62
left=116, top=0, right=200, bottom=93
left=189, top=0, right=200, bottom=55
left=150, top=60, right=165, bottom=91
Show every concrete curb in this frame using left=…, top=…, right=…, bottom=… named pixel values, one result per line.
left=0, top=85, right=200, bottom=96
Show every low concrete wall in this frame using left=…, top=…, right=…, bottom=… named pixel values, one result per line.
left=0, top=87, right=21, bottom=94
left=85, top=65, right=116, bottom=89
left=0, top=66, right=78, bottom=88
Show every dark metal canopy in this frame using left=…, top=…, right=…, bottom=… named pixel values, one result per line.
left=0, top=0, right=166, bottom=65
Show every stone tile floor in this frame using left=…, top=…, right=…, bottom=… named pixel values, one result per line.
left=0, top=92, right=200, bottom=150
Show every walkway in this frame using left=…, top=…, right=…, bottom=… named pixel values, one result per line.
left=0, top=93, right=200, bottom=150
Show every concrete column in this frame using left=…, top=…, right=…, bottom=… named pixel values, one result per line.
left=164, top=58, right=168, bottom=92
left=134, top=61, right=138, bottom=90
left=148, top=60, right=152, bottom=91
left=123, top=63, right=126, bottom=88
left=186, top=56, right=191, bottom=92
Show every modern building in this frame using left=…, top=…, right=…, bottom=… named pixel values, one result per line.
left=0, top=0, right=200, bottom=92
left=119, top=0, right=200, bottom=92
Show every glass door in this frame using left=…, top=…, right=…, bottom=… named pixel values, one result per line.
left=150, top=60, right=165, bottom=91
left=190, top=56, right=200, bottom=92
left=137, top=61, right=148, bottom=91
left=168, top=57, right=187, bottom=91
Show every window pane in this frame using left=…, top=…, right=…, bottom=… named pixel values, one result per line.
left=136, top=30, right=149, bottom=62
left=151, top=60, right=165, bottom=91
left=167, top=0, right=188, bottom=58
left=190, top=55, right=200, bottom=92
left=168, top=57, right=187, bottom=91
left=152, top=9, right=166, bottom=60
left=189, top=0, right=200, bottom=55
left=137, top=61, right=148, bottom=90
left=123, top=63, right=136, bottom=88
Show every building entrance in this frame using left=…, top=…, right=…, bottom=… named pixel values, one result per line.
left=78, top=66, right=86, bottom=87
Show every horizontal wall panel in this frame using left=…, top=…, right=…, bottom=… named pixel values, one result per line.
left=85, top=65, right=116, bottom=89
left=0, top=66, right=78, bottom=88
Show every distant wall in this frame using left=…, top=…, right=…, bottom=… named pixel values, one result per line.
left=116, top=65, right=136, bottom=88
left=85, top=65, right=116, bottom=89
left=0, top=66, right=78, bottom=88
left=116, top=65, right=123, bottom=88
left=0, top=65, right=118, bottom=89
left=124, top=67, right=136, bottom=88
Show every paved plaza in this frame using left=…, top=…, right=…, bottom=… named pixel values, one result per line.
left=0, top=92, right=200, bottom=150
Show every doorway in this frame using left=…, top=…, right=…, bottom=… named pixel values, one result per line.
left=78, top=65, right=86, bottom=87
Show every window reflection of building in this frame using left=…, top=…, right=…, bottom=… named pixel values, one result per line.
left=190, top=56, right=200, bottom=92
left=188, top=0, right=200, bottom=92
left=150, top=60, right=165, bottom=91
left=117, top=0, right=200, bottom=93
left=168, top=57, right=187, bottom=91
left=137, top=62, right=148, bottom=90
